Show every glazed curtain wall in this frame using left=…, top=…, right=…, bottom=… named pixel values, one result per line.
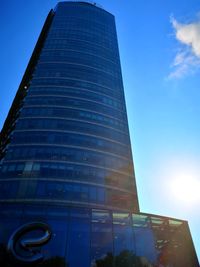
left=0, top=2, right=139, bottom=212
left=0, top=204, right=198, bottom=267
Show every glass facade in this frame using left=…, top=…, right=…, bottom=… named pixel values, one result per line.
left=0, top=2, right=198, bottom=267
left=0, top=204, right=198, bottom=267
left=0, top=1, right=138, bottom=212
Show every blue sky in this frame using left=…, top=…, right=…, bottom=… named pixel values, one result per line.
left=1, top=0, right=200, bottom=260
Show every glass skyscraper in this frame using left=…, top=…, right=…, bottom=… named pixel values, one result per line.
left=0, top=2, right=198, bottom=267
left=0, top=1, right=138, bottom=213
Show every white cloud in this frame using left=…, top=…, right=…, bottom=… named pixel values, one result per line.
left=168, top=15, right=200, bottom=79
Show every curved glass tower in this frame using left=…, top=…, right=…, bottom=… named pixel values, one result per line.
left=0, top=2, right=198, bottom=267
left=0, top=1, right=139, bottom=212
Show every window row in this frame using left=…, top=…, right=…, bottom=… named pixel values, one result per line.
left=20, top=106, right=127, bottom=131
left=52, top=15, right=116, bottom=36
left=0, top=180, right=134, bottom=210
left=39, top=51, right=120, bottom=76
left=5, top=145, right=132, bottom=170
left=11, top=131, right=131, bottom=157
left=28, top=86, right=123, bottom=110
left=46, top=31, right=116, bottom=50
left=0, top=161, right=135, bottom=190
left=49, top=24, right=114, bottom=38
left=39, top=48, right=118, bottom=67
left=47, top=27, right=116, bottom=49
left=34, top=62, right=123, bottom=89
left=16, top=118, right=129, bottom=144
left=23, top=96, right=126, bottom=120
left=30, top=78, right=124, bottom=99
left=43, top=38, right=119, bottom=61
left=0, top=204, right=182, bottom=227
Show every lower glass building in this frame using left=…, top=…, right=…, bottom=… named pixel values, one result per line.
left=0, top=204, right=198, bottom=267
left=0, top=2, right=199, bottom=267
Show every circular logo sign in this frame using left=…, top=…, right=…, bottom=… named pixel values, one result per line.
left=7, top=222, right=52, bottom=265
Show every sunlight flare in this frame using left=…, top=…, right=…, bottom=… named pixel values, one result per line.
left=170, top=173, right=200, bottom=204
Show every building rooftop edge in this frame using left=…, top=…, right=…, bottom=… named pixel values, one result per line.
left=55, top=1, right=113, bottom=17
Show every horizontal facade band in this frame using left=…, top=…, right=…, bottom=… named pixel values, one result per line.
left=29, top=85, right=123, bottom=103
left=44, top=36, right=117, bottom=53
left=0, top=199, right=132, bottom=212
left=21, top=105, right=126, bottom=125
left=38, top=60, right=120, bottom=78
left=8, top=143, right=131, bottom=161
left=16, top=117, right=128, bottom=137
left=31, top=76, right=123, bottom=94
left=3, top=159, right=133, bottom=176
left=41, top=48, right=118, bottom=65
left=13, top=129, right=130, bottom=147
left=26, top=94, right=124, bottom=113
left=0, top=178, right=134, bottom=194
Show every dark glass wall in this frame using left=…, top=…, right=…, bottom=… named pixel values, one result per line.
left=0, top=1, right=138, bottom=212
left=0, top=205, right=198, bottom=267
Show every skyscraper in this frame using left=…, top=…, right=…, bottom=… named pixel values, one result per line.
left=0, top=2, right=198, bottom=267
left=0, top=1, right=139, bottom=213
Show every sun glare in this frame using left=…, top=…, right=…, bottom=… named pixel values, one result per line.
left=170, top=173, right=200, bottom=204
